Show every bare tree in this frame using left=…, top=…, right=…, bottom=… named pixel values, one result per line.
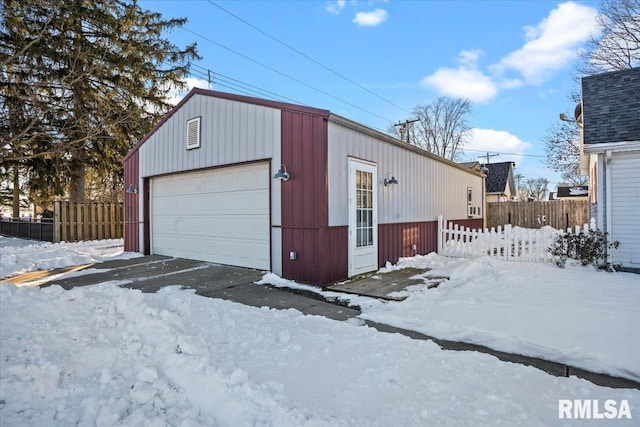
left=513, top=172, right=526, bottom=201
left=579, top=0, right=640, bottom=74
left=521, top=178, right=549, bottom=201
left=544, top=120, right=581, bottom=176
left=543, top=90, right=587, bottom=187
left=560, top=170, right=589, bottom=186
left=390, top=97, right=472, bottom=161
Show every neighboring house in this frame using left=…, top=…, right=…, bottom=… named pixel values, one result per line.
left=555, top=186, right=589, bottom=200
left=123, top=89, right=484, bottom=285
left=482, top=162, right=516, bottom=203
left=581, top=67, right=640, bottom=272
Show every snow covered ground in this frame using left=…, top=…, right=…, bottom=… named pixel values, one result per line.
left=2, top=283, right=638, bottom=426
left=0, top=237, right=140, bottom=279
left=1, top=238, right=639, bottom=425
left=264, top=254, right=640, bottom=383
left=368, top=254, right=640, bottom=382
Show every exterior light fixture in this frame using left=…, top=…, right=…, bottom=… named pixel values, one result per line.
left=126, top=184, right=138, bottom=194
left=273, top=164, right=290, bottom=181
left=383, top=175, right=398, bottom=186
left=559, top=105, right=583, bottom=128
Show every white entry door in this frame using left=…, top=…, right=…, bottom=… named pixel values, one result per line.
left=348, top=159, right=378, bottom=277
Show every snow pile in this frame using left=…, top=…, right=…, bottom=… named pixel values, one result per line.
left=569, top=187, right=589, bottom=196
left=257, top=272, right=372, bottom=307
left=1, top=283, right=638, bottom=426
left=0, top=284, right=328, bottom=426
left=0, top=237, right=139, bottom=279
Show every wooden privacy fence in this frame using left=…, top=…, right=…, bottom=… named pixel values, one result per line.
left=487, top=200, right=589, bottom=230
left=437, top=215, right=596, bottom=263
left=54, top=201, right=123, bottom=242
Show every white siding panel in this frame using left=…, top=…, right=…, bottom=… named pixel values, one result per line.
left=271, top=227, right=282, bottom=276
left=139, top=94, right=280, bottom=178
left=328, top=121, right=483, bottom=226
left=610, top=151, right=640, bottom=266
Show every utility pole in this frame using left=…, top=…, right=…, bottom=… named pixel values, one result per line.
left=479, top=152, right=499, bottom=164
left=394, top=119, right=419, bottom=144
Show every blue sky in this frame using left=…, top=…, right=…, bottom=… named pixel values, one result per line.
left=141, top=0, right=601, bottom=188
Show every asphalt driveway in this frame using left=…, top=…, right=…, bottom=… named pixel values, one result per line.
left=45, top=255, right=360, bottom=321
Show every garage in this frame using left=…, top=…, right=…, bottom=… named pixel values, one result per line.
left=150, top=162, right=270, bottom=270
left=124, top=89, right=484, bottom=285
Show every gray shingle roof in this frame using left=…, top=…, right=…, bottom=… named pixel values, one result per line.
left=483, top=162, right=514, bottom=193
left=582, top=68, right=640, bottom=145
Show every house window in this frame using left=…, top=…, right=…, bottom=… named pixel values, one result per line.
left=186, top=117, right=201, bottom=150
left=467, top=187, right=473, bottom=204
left=356, top=170, right=374, bottom=247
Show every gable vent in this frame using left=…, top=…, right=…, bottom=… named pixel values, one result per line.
left=186, top=117, right=201, bottom=150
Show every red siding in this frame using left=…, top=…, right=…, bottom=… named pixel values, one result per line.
left=281, top=111, right=337, bottom=285
left=378, top=221, right=438, bottom=267
left=123, top=150, right=139, bottom=252
left=280, top=111, right=328, bottom=228
left=281, top=226, right=347, bottom=286
left=317, top=226, right=348, bottom=285
left=377, top=218, right=483, bottom=268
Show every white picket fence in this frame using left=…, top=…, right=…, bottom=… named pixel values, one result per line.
left=437, top=215, right=597, bottom=263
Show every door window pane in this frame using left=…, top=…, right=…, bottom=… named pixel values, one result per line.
left=355, top=170, right=374, bottom=248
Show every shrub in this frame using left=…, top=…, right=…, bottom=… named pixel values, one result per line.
left=550, top=229, right=620, bottom=270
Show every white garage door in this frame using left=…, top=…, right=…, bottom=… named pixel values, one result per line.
left=151, top=162, right=270, bottom=270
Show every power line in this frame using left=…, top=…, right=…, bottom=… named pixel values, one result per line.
left=180, top=27, right=395, bottom=124
left=175, top=63, right=558, bottom=164
left=188, top=64, right=308, bottom=105
left=175, top=62, right=396, bottom=135
left=177, top=60, right=554, bottom=159
left=462, top=148, right=547, bottom=158
left=205, top=0, right=411, bottom=115
left=170, top=64, right=282, bottom=102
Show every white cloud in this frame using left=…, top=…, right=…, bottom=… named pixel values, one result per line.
left=326, top=0, right=346, bottom=15
left=458, top=49, right=484, bottom=67
left=420, top=2, right=598, bottom=101
left=421, top=67, right=497, bottom=103
left=166, top=77, right=210, bottom=105
left=465, top=128, right=532, bottom=164
left=421, top=48, right=498, bottom=102
left=492, top=1, right=599, bottom=84
left=353, top=9, right=388, bottom=27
